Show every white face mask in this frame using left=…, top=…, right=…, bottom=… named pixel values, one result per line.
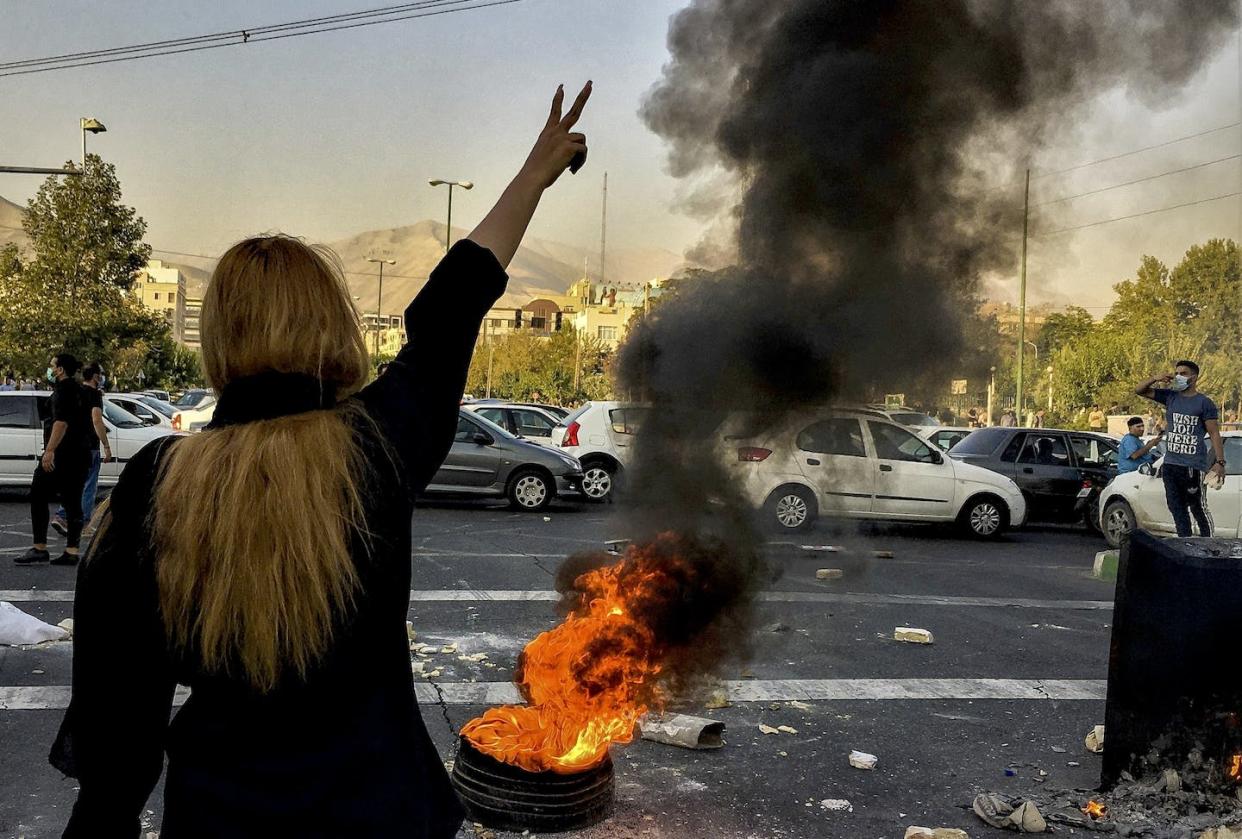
left=1170, top=374, right=1190, bottom=392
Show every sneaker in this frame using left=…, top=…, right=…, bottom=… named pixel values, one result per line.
left=15, top=547, right=50, bottom=564
left=50, top=552, right=79, bottom=567
left=51, top=517, right=68, bottom=537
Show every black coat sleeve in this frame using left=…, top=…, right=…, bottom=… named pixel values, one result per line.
left=50, top=440, right=177, bottom=838
left=356, top=239, right=508, bottom=494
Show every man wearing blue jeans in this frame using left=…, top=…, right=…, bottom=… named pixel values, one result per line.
left=51, top=364, right=111, bottom=537
left=1136, top=360, right=1226, bottom=537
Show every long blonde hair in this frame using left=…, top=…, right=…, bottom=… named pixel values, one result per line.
left=153, top=235, right=372, bottom=692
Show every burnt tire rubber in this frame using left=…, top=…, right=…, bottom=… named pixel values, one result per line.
left=579, top=460, right=616, bottom=503
left=1102, top=498, right=1135, bottom=549
left=765, top=485, right=817, bottom=533
left=507, top=469, right=552, bottom=512
left=959, top=494, right=1008, bottom=540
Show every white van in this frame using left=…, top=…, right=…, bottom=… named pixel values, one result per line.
left=0, top=391, right=180, bottom=486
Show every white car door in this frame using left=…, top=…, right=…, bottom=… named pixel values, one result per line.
left=0, top=395, right=41, bottom=484
left=1129, top=464, right=1178, bottom=536
left=866, top=420, right=956, bottom=520
left=791, top=418, right=873, bottom=514
left=1206, top=437, right=1242, bottom=536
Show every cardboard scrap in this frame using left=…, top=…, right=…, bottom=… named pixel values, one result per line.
left=848, top=750, right=878, bottom=770
left=894, top=627, right=934, bottom=644
left=1084, top=724, right=1104, bottom=754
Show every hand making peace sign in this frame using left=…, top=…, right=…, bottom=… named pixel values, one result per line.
left=521, top=81, right=592, bottom=190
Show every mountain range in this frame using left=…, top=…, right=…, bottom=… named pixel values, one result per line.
left=0, top=195, right=683, bottom=313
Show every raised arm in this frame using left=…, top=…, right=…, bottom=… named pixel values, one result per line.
left=1136, top=372, right=1172, bottom=400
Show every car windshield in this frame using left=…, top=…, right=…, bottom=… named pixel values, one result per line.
left=102, top=400, right=145, bottom=428
left=948, top=427, right=1007, bottom=455
left=464, top=411, right=516, bottom=440
left=890, top=411, right=939, bottom=427
left=175, top=390, right=208, bottom=407
left=138, top=396, right=175, bottom=418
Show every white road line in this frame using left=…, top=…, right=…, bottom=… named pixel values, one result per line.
left=0, top=678, right=1105, bottom=710
left=0, top=589, right=1113, bottom=609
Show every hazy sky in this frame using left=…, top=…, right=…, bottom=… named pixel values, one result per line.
left=1, top=1, right=1238, bottom=314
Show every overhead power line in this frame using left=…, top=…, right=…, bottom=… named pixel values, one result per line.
left=1032, top=153, right=1242, bottom=208
left=0, top=0, right=523, bottom=78
left=1030, top=122, right=1241, bottom=180
left=1034, top=191, right=1240, bottom=237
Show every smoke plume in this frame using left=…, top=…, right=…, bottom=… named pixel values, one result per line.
left=604, top=0, right=1237, bottom=674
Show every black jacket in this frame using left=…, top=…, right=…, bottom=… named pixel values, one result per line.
left=50, top=241, right=508, bottom=838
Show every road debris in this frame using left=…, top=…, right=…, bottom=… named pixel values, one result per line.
left=703, top=687, right=731, bottom=709
left=972, top=794, right=1048, bottom=833
left=760, top=621, right=790, bottom=632
left=872, top=550, right=895, bottom=558
left=815, top=568, right=844, bottom=580
left=819, top=799, right=852, bottom=812
left=638, top=713, right=724, bottom=750
left=758, top=724, right=781, bottom=735
left=801, top=544, right=842, bottom=552
left=894, top=627, right=934, bottom=644
left=848, top=750, right=878, bottom=770
left=1051, top=745, right=1066, bottom=753
left=777, top=725, right=798, bottom=734
left=1084, top=724, right=1104, bottom=753
left=439, top=643, right=458, bottom=654
left=405, top=620, right=416, bottom=642
left=906, top=828, right=970, bottom=839
left=0, top=601, right=71, bottom=645
left=604, top=538, right=631, bottom=554
left=57, top=618, right=74, bottom=636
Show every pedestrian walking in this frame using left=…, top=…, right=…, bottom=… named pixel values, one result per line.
left=51, top=363, right=112, bottom=537
left=1088, top=403, right=1106, bottom=431
left=49, top=81, right=592, bottom=838
left=1136, top=360, right=1225, bottom=537
left=15, top=353, right=93, bottom=566
left=1117, top=416, right=1161, bottom=474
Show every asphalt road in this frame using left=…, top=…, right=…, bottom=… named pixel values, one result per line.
left=0, top=495, right=1118, bottom=839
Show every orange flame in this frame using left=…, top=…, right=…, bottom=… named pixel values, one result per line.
left=461, top=541, right=681, bottom=774
left=1082, top=799, right=1108, bottom=819
left=1228, top=753, right=1241, bottom=781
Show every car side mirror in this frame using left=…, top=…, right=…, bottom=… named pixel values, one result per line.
left=470, top=432, right=492, bottom=446
left=1138, top=462, right=1154, bottom=476
left=929, top=448, right=943, bottom=465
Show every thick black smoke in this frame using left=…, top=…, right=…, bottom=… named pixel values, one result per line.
left=605, top=0, right=1236, bottom=674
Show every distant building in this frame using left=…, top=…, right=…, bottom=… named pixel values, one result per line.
left=135, top=260, right=186, bottom=343
left=979, top=301, right=1053, bottom=336
left=476, top=277, right=669, bottom=350
left=182, top=296, right=202, bottom=350
left=361, top=313, right=406, bottom=355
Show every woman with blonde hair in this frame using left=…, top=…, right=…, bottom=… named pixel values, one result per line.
left=50, top=82, right=591, bottom=838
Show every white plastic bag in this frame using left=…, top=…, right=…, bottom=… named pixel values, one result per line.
left=0, top=601, right=71, bottom=645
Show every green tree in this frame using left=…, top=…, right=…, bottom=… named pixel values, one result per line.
left=466, top=328, right=611, bottom=405
left=1037, top=306, right=1094, bottom=357
left=0, top=155, right=171, bottom=377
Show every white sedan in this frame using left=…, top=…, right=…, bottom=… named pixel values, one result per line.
left=723, top=410, right=1027, bottom=538
left=1098, top=432, right=1242, bottom=548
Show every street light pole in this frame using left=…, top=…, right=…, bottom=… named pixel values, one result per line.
left=80, top=117, right=106, bottom=171
left=365, top=257, right=396, bottom=356
left=428, top=179, right=474, bottom=253
left=1016, top=168, right=1030, bottom=425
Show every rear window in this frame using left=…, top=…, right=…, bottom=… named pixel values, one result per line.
left=0, top=396, right=35, bottom=428
left=562, top=404, right=592, bottom=426
left=948, top=427, right=1008, bottom=456
left=609, top=408, right=649, bottom=435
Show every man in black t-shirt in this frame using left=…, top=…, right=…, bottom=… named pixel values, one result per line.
left=52, top=363, right=112, bottom=537
left=16, top=352, right=93, bottom=566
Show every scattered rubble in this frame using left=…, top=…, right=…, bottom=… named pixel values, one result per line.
left=815, top=568, right=844, bottom=580
left=872, top=550, right=895, bottom=558
left=849, top=750, right=878, bottom=770
left=405, top=621, right=416, bottom=643
left=800, top=544, right=842, bottom=552
left=760, top=621, right=790, bottom=633
left=439, top=643, right=457, bottom=654
left=1085, top=724, right=1105, bottom=754
left=639, top=714, right=724, bottom=750
left=972, top=793, right=1048, bottom=833
left=777, top=725, right=798, bottom=734
left=820, top=799, right=853, bottom=812
left=758, top=724, right=780, bottom=735
left=906, top=828, right=970, bottom=839
left=703, top=687, right=731, bottom=709
left=895, top=627, right=935, bottom=644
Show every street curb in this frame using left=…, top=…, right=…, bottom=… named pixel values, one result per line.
left=1092, top=549, right=1119, bottom=581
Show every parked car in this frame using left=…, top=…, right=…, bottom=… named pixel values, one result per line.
left=140, top=389, right=172, bottom=403
left=850, top=404, right=941, bottom=429
left=947, top=426, right=1118, bottom=529
left=422, top=410, right=585, bottom=511
left=919, top=425, right=975, bottom=452
left=551, top=401, right=649, bottom=502
left=467, top=398, right=570, bottom=420
left=0, top=391, right=180, bottom=486
left=723, top=410, right=1026, bottom=538
left=1098, top=433, right=1242, bottom=548
left=463, top=402, right=566, bottom=445
left=172, top=394, right=217, bottom=432
left=174, top=389, right=214, bottom=409
left=106, top=393, right=174, bottom=427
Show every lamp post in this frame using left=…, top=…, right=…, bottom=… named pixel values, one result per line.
left=987, top=366, right=996, bottom=427
left=1046, top=365, right=1054, bottom=413
left=365, top=257, right=395, bottom=355
left=428, top=179, right=473, bottom=253
left=80, top=117, right=106, bottom=170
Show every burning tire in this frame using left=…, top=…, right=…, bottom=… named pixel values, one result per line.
left=1102, top=498, right=1134, bottom=549
left=765, top=485, right=817, bottom=532
left=451, top=736, right=614, bottom=833
left=508, top=469, right=553, bottom=512
left=959, top=494, right=1007, bottom=539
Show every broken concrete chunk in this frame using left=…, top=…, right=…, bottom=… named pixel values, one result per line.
left=777, top=725, right=798, bottom=734
left=848, top=750, right=878, bottom=770
left=906, top=829, right=970, bottom=839
left=439, top=643, right=457, bottom=654
left=758, top=724, right=780, bottom=735
left=1008, top=801, right=1047, bottom=833
left=819, top=799, right=852, bottom=812
left=1084, top=724, right=1104, bottom=754
left=815, top=568, right=844, bottom=580
left=972, top=793, right=1015, bottom=828
left=639, top=714, right=725, bottom=750
left=894, top=627, right=934, bottom=644
left=1200, top=828, right=1242, bottom=839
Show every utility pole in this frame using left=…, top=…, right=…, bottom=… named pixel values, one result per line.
left=365, top=257, right=395, bottom=355
left=599, top=172, right=608, bottom=287
left=573, top=327, right=582, bottom=393
left=1016, top=168, right=1030, bottom=425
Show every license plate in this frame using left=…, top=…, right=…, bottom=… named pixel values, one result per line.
left=1077, top=487, right=1092, bottom=498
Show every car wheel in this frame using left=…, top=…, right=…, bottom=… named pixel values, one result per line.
left=507, top=470, right=552, bottom=512
left=765, top=486, right=817, bottom=533
left=580, top=461, right=615, bottom=503
left=959, top=494, right=1007, bottom=539
left=1102, top=498, right=1135, bottom=549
